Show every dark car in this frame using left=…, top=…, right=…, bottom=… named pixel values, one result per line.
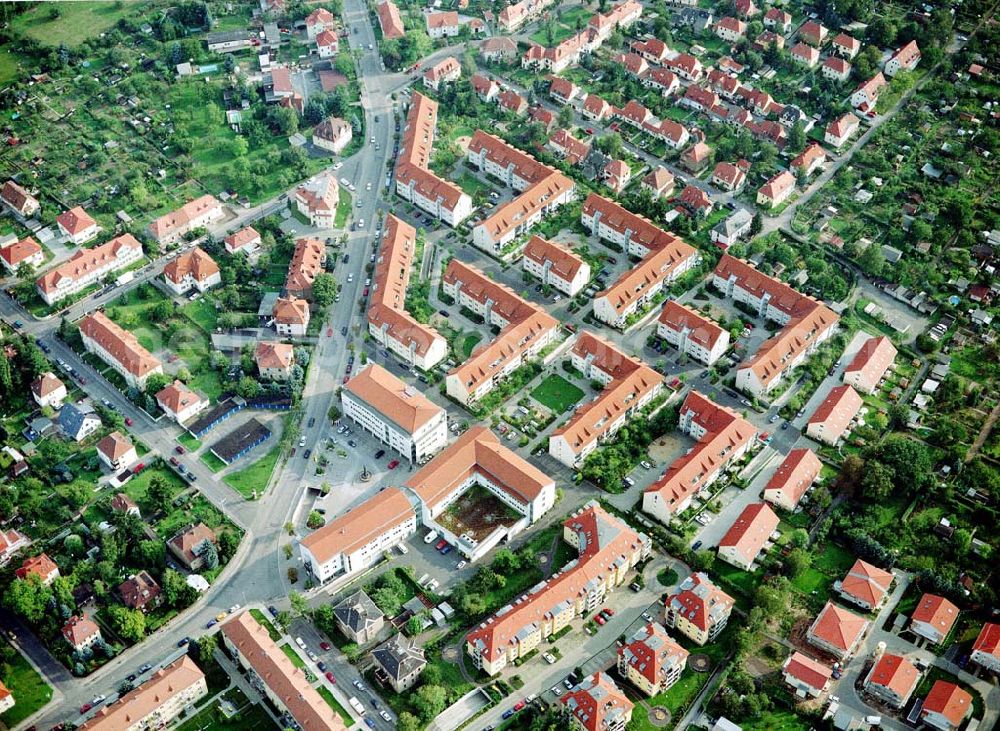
left=318, top=661, right=327, bottom=672
left=375, top=449, right=386, bottom=459
left=177, top=637, right=190, bottom=647
left=175, top=445, right=185, bottom=454
left=268, top=605, right=279, bottom=617
left=438, top=309, right=448, bottom=317
left=308, top=417, right=316, bottom=428
left=691, top=540, right=703, bottom=551
left=341, top=326, right=348, bottom=336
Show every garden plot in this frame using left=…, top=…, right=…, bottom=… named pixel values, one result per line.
left=435, top=484, right=523, bottom=543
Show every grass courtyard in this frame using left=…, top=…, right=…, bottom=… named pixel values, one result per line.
left=11, top=1, right=147, bottom=47
left=0, top=640, right=53, bottom=728
left=531, top=374, right=585, bottom=413
left=317, top=686, right=355, bottom=727
left=223, top=445, right=282, bottom=499
left=279, top=643, right=306, bottom=669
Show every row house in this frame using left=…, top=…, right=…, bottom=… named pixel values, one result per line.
left=148, top=194, right=224, bottom=245
left=825, top=111, right=860, bottom=149
left=497, top=0, right=555, bottom=33
left=522, top=235, right=591, bottom=296
left=757, top=170, right=796, bottom=209
left=582, top=192, right=686, bottom=258
left=376, top=0, right=405, bottom=39
left=1, top=180, right=39, bottom=218
left=79, top=311, right=163, bottom=390
left=56, top=206, right=99, bottom=245
left=36, top=233, right=144, bottom=305
left=284, top=237, right=325, bottom=300
left=664, top=52, right=703, bottom=81
left=806, top=384, right=862, bottom=446
left=657, top=300, right=729, bottom=365
left=632, top=37, right=670, bottom=64
left=763, top=447, right=822, bottom=511
left=717, top=502, right=779, bottom=570
left=641, top=66, right=679, bottom=96
left=843, top=335, right=896, bottom=394
left=593, top=240, right=697, bottom=328
left=706, top=69, right=743, bottom=102
left=549, top=76, right=581, bottom=105
left=582, top=93, right=612, bottom=121
left=548, top=129, right=592, bottom=166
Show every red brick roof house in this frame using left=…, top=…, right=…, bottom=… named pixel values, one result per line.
left=549, top=76, right=580, bottom=105
left=843, top=335, right=896, bottom=394
left=714, top=16, right=747, bottom=42
left=864, top=653, right=920, bottom=708
left=681, top=141, right=711, bottom=172
left=763, top=448, right=822, bottom=511
left=641, top=167, right=675, bottom=200
left=617, top=622, right=689, bottom=696
left=56, top=206, right=99, bottom=244
left=763, top=8, right=791, bottom=33
left=791, top=143, right=827, bottom=177
left=717, top=502, right=779, bottom=570
left=782, top=652, right=832, bottom=698
left=921, top=681, right=972, bottom=730
left=790, top=42, right=820, bottom=68
left=807, top=601, right=869, bottom=660
left=16, top=553, right=60, bottom=585
left=885, top=40, right=920, bottom=77
left=167, top=523, right=218, bottom=571
left=832, top=33, right=861, bottom=59
left=825, top=112, right=860, bottom=149
left=581, top=94, right=611, bottom=121
left=756, top=170, right=795, bottom=208
left=603, top=159, right=632, bottom=194
left=711, top=161, right=746, bottom=192
left=835, top=558, right=894, bottom=611
left=910, top=594, right=959, bottom=645
left=118, top=570, right=162, bottom=612
left=799, top=21, right=828, bottom=47
left=62, top=615, right=102, bottom=651
left=1, top=180, right=40, bottom=217
left=0, top=236, right=44, bottom=273
left=822, top=55, right=852, bottom=81
left=971, top=622, right=1000, bottom=673
left=110, top=492, right=140, bottom=518
left=677, top=184, right=713, bottom=217
left=806, top=384, right=862, bottom=446
left=561, top=672, right=633, bottom=731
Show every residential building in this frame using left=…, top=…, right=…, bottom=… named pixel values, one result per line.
left=717, top=502, right=779, bottom=570
left=657, top=301, right=729, bottom=365
left=333, top=591, right=385, bottom=644
left=273, top=295, right=311, bottom=337
left=712, top=255, right=839, bottom=397
left=763, top=448, right=822, bottom=511
left=0, top=235, right=44, bottom=273
left=466, top=131, right=575, bottom=253
left=368, top=215, right=447, bottom=371
left=224, top=226, right=262, bottom=261
left=56, top=206, right=99, bottom=244
left=0, top=528, right=28, bottom=566
left=642, top=67, right=680, bottom=95
left=315, top=29, right=339, bottom=58
left=790, top=42, right=820, bottom=68
left=734, top=0, right=758, bottom=18
left=714, top=17, right=746, bottom=42
left=426, top=10, right=459, bottom=37
left=548, top=129, right=592, bottom=166
left=754, top=30, right=784, bottom=51
left=593, top=241, right=697, bottom=328
left=58, top=404, right=101, bottom=442
left=376, top=1, right=405, bottom=39
left=148, top=194, right=224, bottom=244
left=205, top=30, right=253, bottom=52
left=711, top=162, right=746, bottom=192
left=156, top=380, right=208, bottom=424
left=80, top=311, right=163, bottom=390
left=550, top=334, right=664, bottom=468
left=0, top=681, right=12, bottom=715
left=255, top=341, right=295, bottom=380
left=162, top=246, right=221, bottom=295
left=406, top=426, right=555, bottom=559
left=643, top=391, right=757, bottom=522
left=313, top=117, right=352, bottom=154
left=497, top=0, right=556, bottom=32
left=806, top=602, right=869, bottom=660
left=305, top=7, right=335, bottom=38
left=221, top=612, right=347, bottom=730
left=522, top=236, right=590, bottom=296
left=443, top=260, right=559, bottom=405
left=632, top=37, right=670, bottom=63
left=791, top=143, right=827, bottom=177
left=850, top=73, right=887, bottom=113
left=562, top=672, right=633, bottom=731
left=36, top=233, right=144, bottom=305
left=111, top=493, right=140, bottom=518
left=423, top=56, right=461, bottom=90
left=782, top=652, right=832, bottom=698
left=581, top=93, right=611, bottom=121
left=285, top=237, right=326, bottom=299
left=472, top=73, right=499, bottom=102
left=835, top=559, right=894, bottom=611
left=910, top=594, right=959, bottom=645
left=63, top=615, right=102, bottom=652
left=300, top=487, right=417, bottom=583
left=799, top=21, right=828, bottom=47
left=77, top=657, right=207, bottom=731
left=642, top=167, right=675, bottom=199
left=971, top=623, right=1000, bottom=673
left=825, top=112, right=860, bottom=149
left=710, top=209, right=753, bottom=249
left=822, top=55, right=852, bottom=81
left=1, top=180, right=39, bottom=217
left=806, top=385, right=862, bottom=445
left=763, top=7, right=791, bottom=33
left=664, top=52, right=703, bottom=81
left=832, top=33, right=861, bottom=58
left=678, top=185, right=713, bottom=218
left=294, top=174, right=339, bottom=228
left=864, top=653, right=920, bottom=708
left=466, top=502, right=651, bottom=675
left=16, top=553, right=60, bottom=585
left=372, top=634, right=426, bottom=692
left=549, top=76, right=581, bottom=105
left=497, top=88, right=528, bottom=116
left=757, top=170, right=796, bottom=208
left=167, top=523, right=218, bottom=572
left=921, top=681, right=972, bottom=731
left=479, top=37, right=518, bottom=62
left=395, top=93, right=472, bottom=227
left=343, top=364, right=447, bottom=464
left=118, top=570, right=162, bottom=612
left=603, top=159, right=631, bottom=193
left=618, top=622, right=689, bottom=696
left=843, top=335, right=896, bottom=394
left=664, top=572, right=733, bottom=645
left=31, top=372, right=66, bottom=409
left=97, top=431, right=137, bottom=471
left=681, top=141, right=711, bottom=171
left=885, top=40, right=920, bottom=77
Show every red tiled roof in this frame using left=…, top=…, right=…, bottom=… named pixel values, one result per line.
left=56, top=206, right=96, bottom=236
left=80, top=311, right=162, bottom=379
left=784, top=651, right=832, bottom=691
left=922, top=680, right=972, bottom=727
left=912, top=593, right=959, bottom=638
left=718, top=502, right=779, bottom=565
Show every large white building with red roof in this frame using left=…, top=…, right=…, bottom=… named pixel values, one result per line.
left=466, top=501, right=651, bottom=675
left=664, top=572, right=733, bottom=645
left=156, top=380, right=208, bottom=424
left=549, top=333, right=663, bottom=468
left=971, top=622, right=1000, bottom=673
left=294, top=172, right=339, bottom=228
left=0, top=236, right=44, bottom=273
left=56, top=206, right=99, bottom=245
left=223, top=226, right=262, bottom=261
left=80, top=311, right=163, bottom=390
left=342, top=363, right=447, bottom=465
left=367, top=215, right=447, bottom=371
left=825, top=112, right=860, bottom=149
left=885, top=40, right=920, bottom=77
left=712, top=255, right=839, bottom=397
left=148, top=195, right=224, bottom=244
left=36, top=233, right=144, bottom=305
left=617, top=622, right=689, bottom=696
left=305, top=7, right=335, bottom=38
left=763, top=447, right=822, bottom=511
left=521, top=235, right=591, bottom=296
left=376, top=0, right=405, bottom=39
left=806, top=384, right=862, bottom=446
left=717, top=502, right=779, bottom=570
left=843, top=335, right=897, bottom=394
left=910, top=593, right=959, bottom=645
left=807, top=601, right=869, bottom=660
left=643, top=391, right=757, bottom=523
left=864, top=652, right=921, bottom=708
left=657, top=300, right=729, bottom=365
left=562, top=672, right=634, bottom=731
left=162, top=246, right=221, bottom=295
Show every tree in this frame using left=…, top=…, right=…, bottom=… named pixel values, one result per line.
left=4, top=574, right=52, bottom=624
left=197, top=633, right=218, bottom=664
left=109, top=605, right=146, bottom=643
left=398, top=712, right=421, bottom=731
left=219, top=530, right=240, bottom=562
left=147, top=475, right=172, bottom=514
left=413, top=684, right=448, bottom=721
left=406, top=614, right=424, bottom=636
left=163, top=569, right=197, bottom=608
left=139, top=540, right=166, bottom=569
left=857, top=243, right=885, bottom=277
left=860, top=460, right=894, bottom=500
left=307, top=510, right=325, bottom=529
left=224, top=53, right=236, bottom=73
left=785, top=547, right=812, bottom=579
left=312, top=272, right=337, bottom=307
left=289, top=591, right=308, bottom=616
left=201, top=542, right=219, bottom=571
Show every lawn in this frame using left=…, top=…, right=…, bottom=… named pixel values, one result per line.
left=458, top=332, right=482, bottom=359
left=335, top=188, right=352, bottom=228
left=0, top=640, right=53, bottom=728
left=0, top=49, right=21, bottom=85
left=455, top=172, right=491, bottom=198
left=201, top=451, right=228, bottom=473
left=175, top=696, right=279, bottom=731
left=123, top=465, right=187, bottom=509
left=178, top=432, right=203, bottom=451
left=182, top=299, right=221, bottom=334
left=740, top=707, right=812, bottom=731
left=811, top=542, right=856, bottom=575
left=155, top=495, right=230, bottom=542
left=531, top=374, right=585, bottom=413
left=317, top=686, right=355, bottom=727
left=223, top=446, right=281, bottom=499
left=250, top=608, right=282, bottom=642
left=12, top=1, right=145, bottom=47
left=280, top=643, right=306, bottom=669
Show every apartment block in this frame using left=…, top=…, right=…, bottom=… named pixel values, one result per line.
left=657, top=301, right=729, bottom=365
left=79, top=311, right=163, bottom=390
left=521, top=235, right=591, bottom=296
left=664, top=572, right=734, bottom=645
left=148, top=194, right=224, bottom=244
left=36, top=233, right=144, bottom=305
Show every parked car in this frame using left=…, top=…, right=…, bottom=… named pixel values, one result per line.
left=387, top=459, right=399, bottom=469
left=320, top=642, right=331, bottom=651
left=374, top=449, right=386, bottom=459
left=326, top=671, right=336, bottom=683
left=175, top=445, right=185, bottom=454
left=435, top=539, right=448, bottom=550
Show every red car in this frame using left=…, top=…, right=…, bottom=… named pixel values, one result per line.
left=435, top=539, right=448, bottom=550
left=133, top=463, right=145, bottom=473
left=325, top=671, right=336, bottom=683
left=169, top=456, right=180, bottom=466
left=514, top=701, right=526, bottom=711
left=342, top=375, right=350, bottom=384
left=585, top=127, right=594, bottom=135
left=175, top=445, right=185, bottom=454
left=595, top=615, right=606, bottom=625
left=125, top=417, right=133, bottom=426
left=320, top=642, right=331, bottom=651
left=79, top=703, right=92, bottom=714
left=387, top=459, right=399, bottom=469
left=327, top=328, right=333, bottom=337
left=602, top=607, right=615, bottom=617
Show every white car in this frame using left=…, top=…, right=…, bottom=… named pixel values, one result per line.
left=347, top=273, right=354, bottom=282
left=229, top=604, right=241, bottom=613
left=333, top=162, right=343, bottom=170
left=340, top=177, right=350, bottom=187
left=543, top=652, right=556, bottom=664
left=357, top=219, right=364, bottom=228
left=299, top=437, right=306, bottom=447
left=456, top=560, right=467, bottom=570
left=366, top=182, right=372, bottom=191
left=379, top=711, right=392, bottom=722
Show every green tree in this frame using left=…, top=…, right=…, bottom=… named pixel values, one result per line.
left=413, top=684, right=447, bottom=721
left=163, top=569, right=197, bottom=608
left=860, top=460, right=894, bottom=500
left=219, top=530, right=240, bottom=562
left=312, top=272, right=337, bottom=307
left=785, top=547, right=812, bottom=579
left=307, top=510, right=325, bottom=529
left=147, top=475, right=173, bottom=514
left=397, top=712, right=421, bottom=731
left=197, top=633, right=218, bottom=664
left=109, top=605, right=147, bottom=643
left=289, top=591, right=308, bottom=616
